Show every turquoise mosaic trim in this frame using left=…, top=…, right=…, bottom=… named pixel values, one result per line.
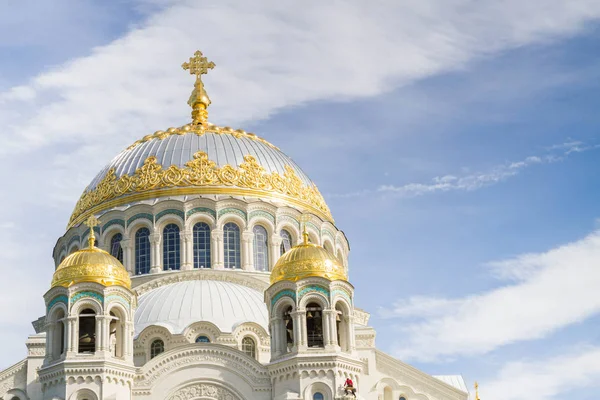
left=127, top=213, right=154, bottom=226
left=47, top=295, right=68, bottom=312
left=187, top=207, right=217, bottom=219
left=332, top=289, right=352, bottom=305
left=104, top=294, right=130, bottom=309
left=322, top=229, right=335, bottom=242
left=249, top=210, right=275, bottom=224
left=102, top=219, right=125, bottom=232
left=298, top=285, right=329, bottom=300
left=67, top=235, right=81, bottom=248
left=71, top=291, right=104, bottom=304
left=271, top=290, right=296, bottom=308
left=278, top=215, right=300, bottom=230
left=155, top=209, right=185, bottom=222
left=218, top=208, right=247, bottom=221
left=305, top=222, right=319, bottom=235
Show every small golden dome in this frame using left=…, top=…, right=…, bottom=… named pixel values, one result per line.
left=270, top=235, right=346, bottom=285
left=51, top=216, right=131, bottom=289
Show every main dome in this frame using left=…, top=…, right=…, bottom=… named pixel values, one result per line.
left=68, top=124, right=332, bottom=228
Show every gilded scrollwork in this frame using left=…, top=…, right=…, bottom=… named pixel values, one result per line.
left=69, top=151, right=332, bottom=228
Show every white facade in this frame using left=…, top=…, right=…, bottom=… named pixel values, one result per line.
left=0, top=104, right=469, bottom=400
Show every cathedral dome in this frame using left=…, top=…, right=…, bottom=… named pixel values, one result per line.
left=134, top=280, right=268, bottom=335
left=67, top=124, right=332, bottom=229
left=51, top=244, right=131, bottom=289
left=270, top=233, right=346, bottom=284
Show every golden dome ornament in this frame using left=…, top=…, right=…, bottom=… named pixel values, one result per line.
left=270, top=218, right=346, bottom=285
left=182, top=50, right=215, bottom=128
left=51, top=216, right=131, bottom=289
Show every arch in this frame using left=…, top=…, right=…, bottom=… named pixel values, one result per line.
left=48, top=307, right=66, bottom=360
left=217, top=212, right=247, bottom=231
left=279, top=228, right=293, bottom=256
left=223, top=222, right=241, bottom=269
left=68, top=244, right=80, bottom=254
left=70, top=297, right=102, bottom=316
left=5, top=389, right=29, bottom=400
left=384, top=386, right=393, bottom=400
left=195, top=335, right=211, bottom=343
left=107, top=303, right=128, bottom=359
left=334, top=299, right=352, bottom=352
left=167, top=381, right=243, bottom=400
left=252, top=224, right=269, bottom=272
left=163, top=223, right=181, bottom=271
left=322, top=238, right=335, bottom=255
left=134, top=227, right=151, bottom=275
left=150, top=339, right=165, bottom=359
left=109, top=232, right=123, bottom=262
left=193, top=222, right=211, bottom=269
left=276, top=219, right=301, bottom=245
left=241, top=336, right=256, bottom=359
left=299, top=292, right=330, bottom=310
left=185, top=211, right=217, bottom=231
left=303, top=382, right=333, bottom=400
left=69, top=388, right=98, bottom=400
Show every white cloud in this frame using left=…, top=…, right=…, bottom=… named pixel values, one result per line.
left=380, top=230, right=600, bottom=362
left=481, top=345, right=600, bottom=400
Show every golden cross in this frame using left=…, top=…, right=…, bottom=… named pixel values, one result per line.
left=182, top=50, right=215, bottom=80
left=84, top=215, right=100, bottom=247
left=474, top=382, right=480, bottom=400
left=299, top=215, right=311, bottom=244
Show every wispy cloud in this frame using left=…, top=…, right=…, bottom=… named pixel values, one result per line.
left=482, top=345, right=600, bottom=400
left=379, top=229, right=600, bottom=362
left=330, top=141, right=598, bottom=199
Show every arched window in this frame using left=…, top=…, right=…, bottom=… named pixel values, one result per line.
left=109, top=309, right=125, bottom=358
left=253, top=225, right=269, bottom=271
left=335, top=302, right=351, bottom=352
left=78, top=308, right=96, bottom=353
left=195, top=335, right=210, bottom=343
left=163, top=224, right=181, bottom=270
left=50, top=309, right=66, bottom=359
left=135, top=228, right=151, bottom=275
left=383, top=386, right=393, bottom=400
left=399, top=397, right=407, bottom=400
left=110, top=233, right=123, bottom=262
left=313, top=393, right=324, bottom=400
left=306, top=302, right=324, bottom=348
left=223, top=222, right=241, bottom=269
left=280, top=229, right=292, bottom=256
left=324, top=241, right=334, bottom=255
left=193, top=222, right=211, bottom=268
left=150, top=339, right=164, bottom=359
left=241, top=336, right=256, bottom=359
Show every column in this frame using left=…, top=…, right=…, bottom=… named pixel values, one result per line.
left=149, top=232, right=161, bottom=273
left=329, top=310, right=339, bottom=349
left=346, top=315, right=356, bottom=352
left=291, top=309, right=307, bottom=351
left=45, top=322, right=54, bottom=361
left=180, top=231, right=193, bottom=270
left=120, top=237, right=132, bottom=274
left=269, top=234, right=282, bottom=270
left=270, top=317, right=280, bottom=358
left=242, top=230, right=254, bottom=270
left=126, top=321, right=135, bottom=362
left=211, top=229, right=224, bottom=269
left=66, top=316, right=77, bottom=355
left=95, top=316, right=104, bottom=352
left=323, top=309, right=337, bottom=349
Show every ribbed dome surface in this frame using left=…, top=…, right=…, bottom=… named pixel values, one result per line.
left=89, top=132, right=312, bottom=190
left=52, top=246, right=131, bottom=289
left=270, top=241, right=346, bottom=284
left=134, top=280, right=268, bottom=336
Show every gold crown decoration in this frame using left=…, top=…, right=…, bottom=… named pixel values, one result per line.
left=52, top=216, right=131, bottom=289
left=270, top=222, right=346, bottom=284
left=68, top=151, right=332, bottom=229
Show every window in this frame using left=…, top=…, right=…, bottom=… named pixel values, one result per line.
left=284, top=306, right=294, bottom=352
left=253, top=225, right=269, bottom=271
left=110, top=233, right=123, bottom=262
left=223, top=222, right=241, bottom=269
left=163, top=224, right=181, bottom=270
left=150, top=339, right=164, bottom=359
left=135, top=228, right=151, bottom=275
left=78, top=308, right=96, bottom=353
left=241, top=336, right=256, bottom=359
left=399, top=397, right=407, bottom=400
left=193, top=222, right=211, bottom=268
left=313, top=393, right=324, bottom=400
left=280, top=229, right=292, bottom=256
left=195, top=335, right=210, bottom=343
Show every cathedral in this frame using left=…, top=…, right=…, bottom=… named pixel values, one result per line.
left=0, top=51, right=471, bottom=400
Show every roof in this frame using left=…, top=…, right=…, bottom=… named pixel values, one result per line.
left=134, top=280, right=269, bottom=336
left=433, top=375, right=469, bottom=393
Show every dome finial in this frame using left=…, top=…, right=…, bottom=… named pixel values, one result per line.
left=84, top=215, right=99, bottom=248
left=300, top=215, right=310, bottom=244
left=474, top=382, right=481, bottom=400
left=182, top=50, right=216, bottom=128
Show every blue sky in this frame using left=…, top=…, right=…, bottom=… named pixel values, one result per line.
left=1, top=1, right=600, bottom=399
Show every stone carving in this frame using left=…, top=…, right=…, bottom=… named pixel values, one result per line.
left=169, top=383, right=240, bottom=400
